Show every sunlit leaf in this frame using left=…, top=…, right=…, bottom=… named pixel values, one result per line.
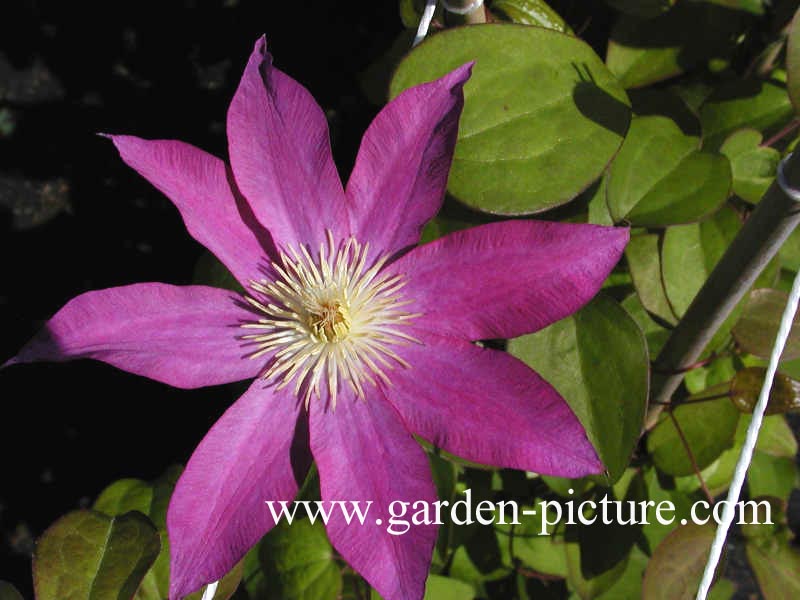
left=391, top=24, right=630, bottom=214
left=257, top=518, right=342, bottom=600
left=33, top=510, right=160, bottom=600
left=647, top=392, right=740, bottom=477
left=719, top=129, right=779, bottom=204
left=661, top=205, right=741, bottom=318
left=625, top=233, right=678, bottom=324
left=423, top=575, right=476, bottom=600
left=607, top=116, right=731, bottom=226
left=491, top=0, right=570, bottom=32
left=700, top=71, right=794, bottom=151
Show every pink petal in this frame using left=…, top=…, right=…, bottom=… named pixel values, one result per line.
left=227, top=36, right=347, bottom=252
left=388, top=220, right=629, bottom=340
left=390, top=330, right=602, bottom=477
left=107, top=135, right=271, bottom=287
left=346, top=64, right=472, bottom=255
left=168, top=380, right=310, bottom=599
left=310, top=390, right=437, bottom=600
left=4, top=283, right=260, bottom=389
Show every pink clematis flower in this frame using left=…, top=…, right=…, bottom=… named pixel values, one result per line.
left=5, top=37, right=628, bottom=600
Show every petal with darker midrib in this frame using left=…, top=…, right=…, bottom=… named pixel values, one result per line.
left=310, top=389, right=437, bottom=600
left=227, top=36, right=348, bottom=253
left=168, top=380, right=310, bottom=599
left=4, top=283, right=260, bottom=389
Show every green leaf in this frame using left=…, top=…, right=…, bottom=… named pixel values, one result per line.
left=621, top=293, right=671, bottom=357
left=508, top=294, right=649, bottom=483
left=33, top=510, right=161, bottom=600
left=625, top=233, right=678, bottom=325
left=780, top=227, right=800, bottom=271
left=704, top=0, right=765, bottom=14
left=647, top=392, right=740, bottom=477
left=747, top=452, right=798, bottom=502
left=491, top=0, right=570, bottom=32
left=577, top=475, right=646, bottom=579
left=754, top=414, right=799, bottom=457
left=606, top=116, right=731, bottom=226
left=390, top=24, right=630, bottom=215
left=587, top=176, right=614, bottom=226
left=746, top=536, right=800, bottom=599
left=565, top=540, right=628, bottom=599
left=719, top=129, right=779, bottom=204
left=0, top=581, right=24, bottom=600
left=605, top=0, right=675, bottom=19
left=730, top=367, right=800, bottom=415
left=642, top=523, right=718, bottom=600
left=661, top=205, right=741, bottom=318
left=785, top=6, right=800, bottom=113
left=257, top=518, right=342, bottom=600
left=423, top=575, right=476, bottom=600
left=733, top=289, right=800, bottom=361
left=606, top=4, right=745, bottom=89
left=628, top=88, right=701, bottom=136
left=700, top=71, right=794, bottom=151
left=641, top=468, right=695, bottom=550
left=594, top=546, right=649, bottom=599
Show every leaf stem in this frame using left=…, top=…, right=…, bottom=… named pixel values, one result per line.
left=667, top=410, right=715, bottom=505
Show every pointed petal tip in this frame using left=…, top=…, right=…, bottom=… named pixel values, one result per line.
left=1, top=356, right=19, bottom=370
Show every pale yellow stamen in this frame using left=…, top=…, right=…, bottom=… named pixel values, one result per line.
left=241, top=230, right=420, bottom=409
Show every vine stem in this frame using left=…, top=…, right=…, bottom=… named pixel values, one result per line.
left=645, top=151, right=800, bottom=430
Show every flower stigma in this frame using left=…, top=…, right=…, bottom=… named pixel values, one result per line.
left=241, top=230, right=420, bottom=409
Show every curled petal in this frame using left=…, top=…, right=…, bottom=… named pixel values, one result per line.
left=388, top=220, right=629, bottom=340
left=389, top=330, right=603, bottom=477
left=108, top=135, right=271, bottom=286
left=4, top=283, right=259, bottom=389
left=346, top=64, right=472, bottom=255
left=310, top=390, right=437, bottom=600
left=227, top=36, right=348, bottom=252
left=168, top=381, right=310, bottom=599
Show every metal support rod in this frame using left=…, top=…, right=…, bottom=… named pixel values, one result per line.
left=645, top=152, right=800, bottom=429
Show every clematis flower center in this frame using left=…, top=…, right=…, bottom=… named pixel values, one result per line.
left=241, top=230, right=419, bottom=409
